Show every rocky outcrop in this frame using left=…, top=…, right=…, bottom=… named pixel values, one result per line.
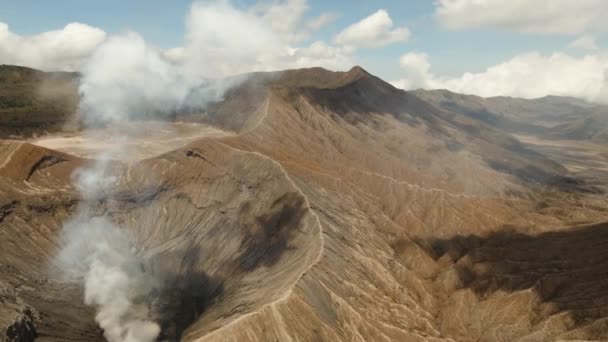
left=0, top=282, right=38, bottom=342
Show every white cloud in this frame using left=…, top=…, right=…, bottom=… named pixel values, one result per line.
left=252, top=0, right=311, bottom=43
left=182, top=1, right=289, bottom=77
left=174, top=1, right=353, bottom=76
left=569, top=35, right=598, bottom=50
left=162, top=46, right=186, bottom=64
left=290, top=41, right=353, bottom=70
left=307, top=12, right=338, bottom=30
left=0, top=22, right=106, bottom=71
left=434, top=0, right=608, bottom=35
left=334, top=9, right=410, bottom=48
left=391, top=52, right=432, bottom=90
left=391, top=51, right=608, bottom=103
left=1, top=0, right=355, bottom=74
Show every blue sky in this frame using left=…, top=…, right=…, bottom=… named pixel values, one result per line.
left=1, top=1, right=607, bottom=101
left=0, top=0, right=583, bottom=74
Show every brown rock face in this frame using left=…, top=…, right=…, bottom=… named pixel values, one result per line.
left=1, top=66, right=608, bottom=341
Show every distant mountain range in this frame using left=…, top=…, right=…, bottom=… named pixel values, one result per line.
left=413, top=88, right=608, bottom=143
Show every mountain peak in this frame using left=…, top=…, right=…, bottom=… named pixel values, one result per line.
left=271, top=66, right=375, bottom=90
left=347, top=65, right=370, bottom=77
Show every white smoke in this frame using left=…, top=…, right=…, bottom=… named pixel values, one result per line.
left=78, top=31, right=240, bottom=125
left=55, top=147, right=162, bottom=342
left=53, top=8, right=244, bottom=342
left=57, top=215, right=160, bottom=342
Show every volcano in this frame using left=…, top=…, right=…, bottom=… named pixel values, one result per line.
left=1, top=65, right=608, bottom=341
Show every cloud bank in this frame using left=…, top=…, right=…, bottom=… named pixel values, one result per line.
left=391, top=51, right=608, bottom=103
left=176, top=1, right=354, bottom=75
left=434, top=0, right=608, bottom=35
left=0, top=0, right=364, bottom=76
left=0, top=22, right=106, bottom=71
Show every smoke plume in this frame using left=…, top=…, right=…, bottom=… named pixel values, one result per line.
left=55, top=148, right=162, bottom=342
left=78, top=31, right=240, bottom=125
left=57, top=215, right=160, bottom=342
left=53, top=5, right=248, bottom=342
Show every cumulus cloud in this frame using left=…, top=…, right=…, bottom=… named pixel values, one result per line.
left=290, top=41, right=353, bottom=70
left=434, top=0, right=608, bottom=35
left=182, top=1, right=288, bottom=76
left=569, top=35, right=599, bottom=50
left=390, top=52, right=432, bottom=90
left=173, top=1, right=353, bottom=76
left=252, top=0, right=310, bottom=43
left=307, top=12, right=338, bottom=30
left=0, top=22, right=106, bottom=71
left=2, top=0, right=355, bottom=74
left=334, top=9, right=410, bottom=48
left=391, top=51, right=608, bottom=103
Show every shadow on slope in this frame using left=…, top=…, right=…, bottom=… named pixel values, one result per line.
left=239, top=192, right=308, bottom=271
left=427, top=222, right=608, bottom=324
left=147, top=246, right=224, bottom=341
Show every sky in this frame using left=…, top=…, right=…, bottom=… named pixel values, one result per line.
left=1, top=0, right=608, bottom=102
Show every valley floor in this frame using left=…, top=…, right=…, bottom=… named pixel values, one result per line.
left=515, top=134, right=608, bottom=192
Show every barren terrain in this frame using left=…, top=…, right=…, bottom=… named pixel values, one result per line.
left=1, top=66, right=608, bottom=341
left=29, top=122, right=233, bottom=159
left=515, top=134, right=608, bottom=192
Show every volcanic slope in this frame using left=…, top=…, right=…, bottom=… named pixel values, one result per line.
left=1, top=66, right=608, bottom=341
